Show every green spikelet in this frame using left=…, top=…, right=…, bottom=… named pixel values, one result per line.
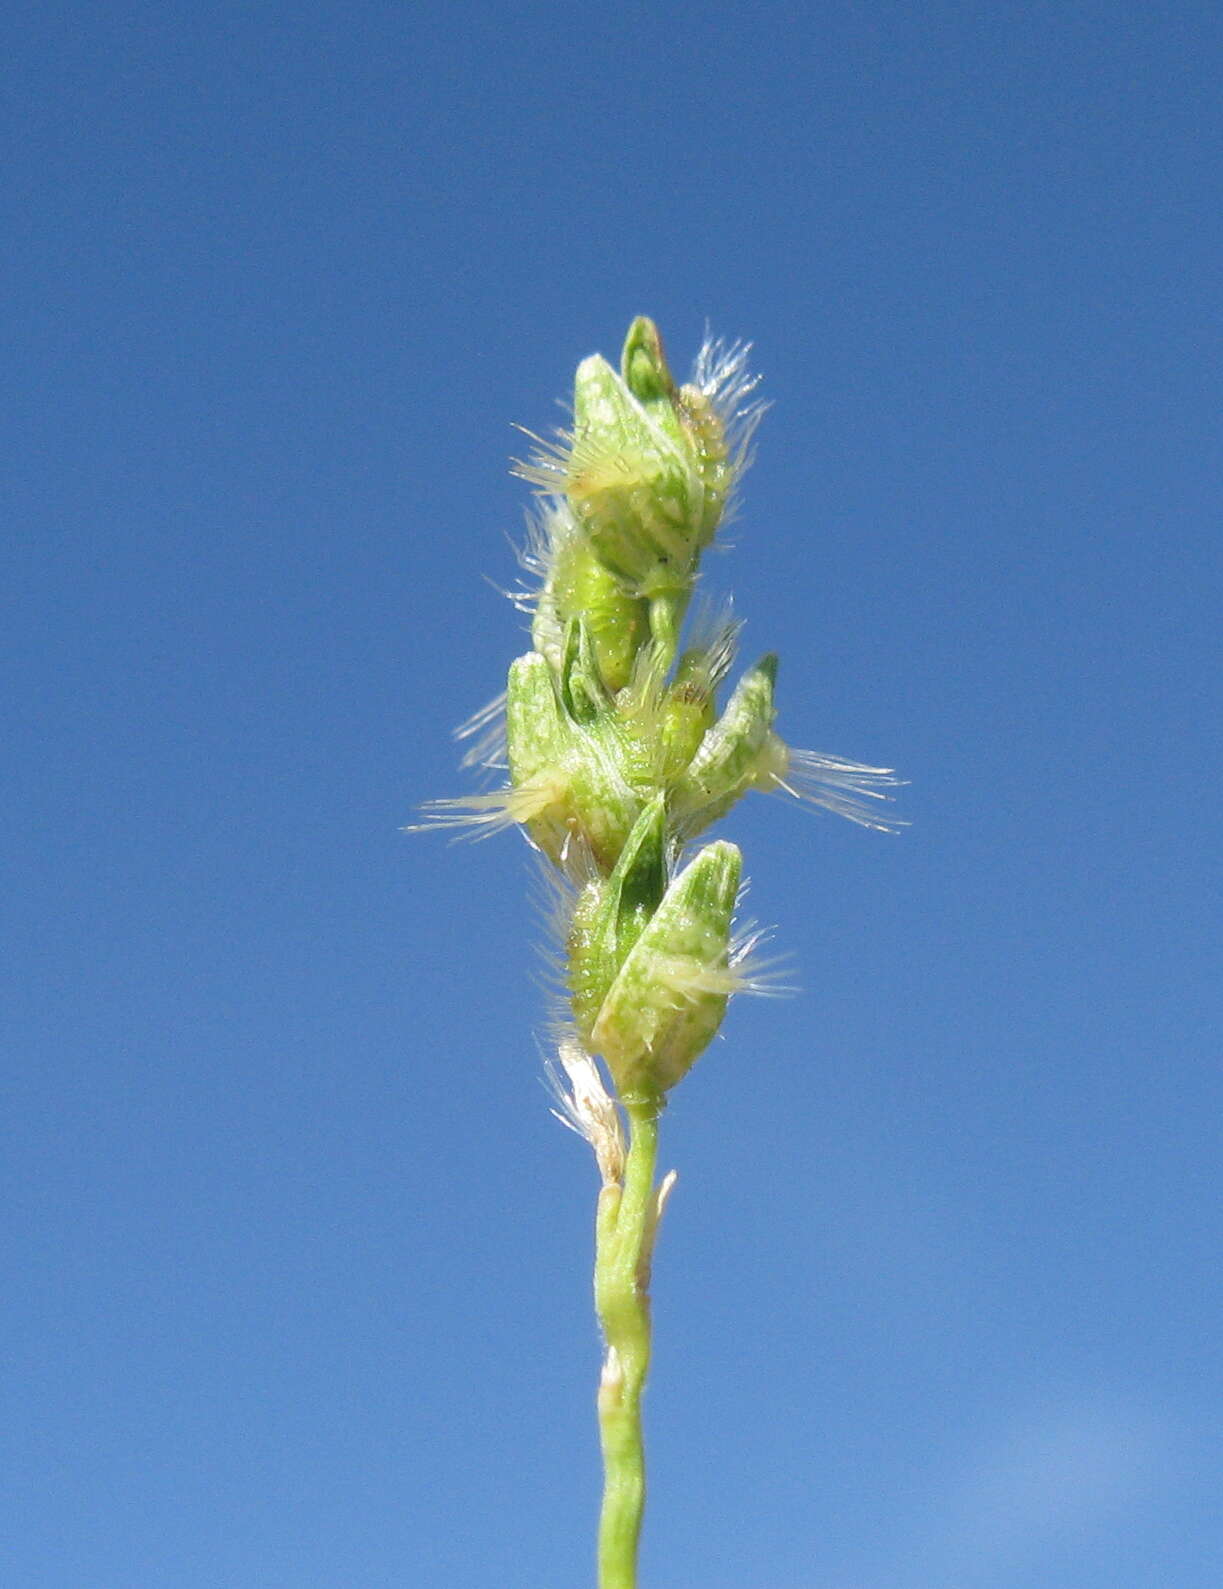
left=592, top=839, right=743, bottom=1098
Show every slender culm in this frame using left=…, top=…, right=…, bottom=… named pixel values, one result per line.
left=419, top=318, right=903, bottom=1587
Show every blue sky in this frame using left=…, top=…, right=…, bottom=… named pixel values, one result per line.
left=5, top=3, right=1222, bottom=1585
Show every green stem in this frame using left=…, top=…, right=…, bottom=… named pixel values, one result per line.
left=594, top=1096, right=663, bottom=1589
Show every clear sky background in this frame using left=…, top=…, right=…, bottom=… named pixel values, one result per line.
left=5, top=4, right=1221, bottom=1586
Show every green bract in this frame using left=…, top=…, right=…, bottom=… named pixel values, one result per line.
left=567, top=321, right=708, bottom=599
left=671, top=653, right=779, bottom=832
left=567, top=797, right=668, bottom=1052
left=590, top=839, right=742, bottom=1099
left=530, top=505, right=651, bottom=693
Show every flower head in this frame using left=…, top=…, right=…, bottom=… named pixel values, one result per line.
left=417, top=317, right=903, bottom=1104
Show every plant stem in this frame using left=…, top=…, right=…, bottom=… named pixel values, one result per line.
left=594, top=1095, right=663, bottom=1589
